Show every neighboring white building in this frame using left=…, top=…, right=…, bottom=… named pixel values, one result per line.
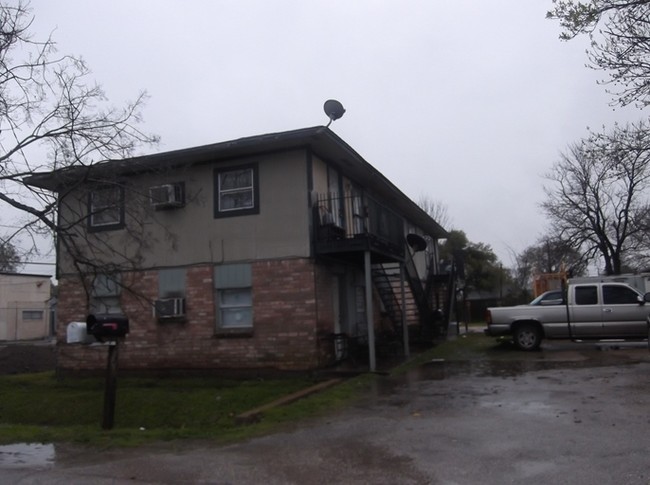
left=0, top=273, right=52, bottom=341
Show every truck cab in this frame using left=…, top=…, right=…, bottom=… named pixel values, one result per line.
left=485, top=280, right=650, bottom=350
left=568, top=282, right=647, bottom=338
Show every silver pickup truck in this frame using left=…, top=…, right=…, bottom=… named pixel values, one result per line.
left=485, top=281, right=650, bottom=350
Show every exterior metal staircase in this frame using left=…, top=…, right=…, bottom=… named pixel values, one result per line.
left=372, top=263, right=419, bottom=331
left=372, top=256, right=457, bottom=342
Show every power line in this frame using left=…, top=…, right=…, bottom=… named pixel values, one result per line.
left=0, top=223, right=48, bottom=229
left=0, top=260, right=55, bottom=266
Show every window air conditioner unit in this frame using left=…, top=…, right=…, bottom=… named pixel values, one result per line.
left=155, top=297, right=186, bottom=319
left=149, top=184, right=184, bottom=209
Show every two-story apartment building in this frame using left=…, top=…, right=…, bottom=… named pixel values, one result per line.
left=26, top=126, right=450, bottom=374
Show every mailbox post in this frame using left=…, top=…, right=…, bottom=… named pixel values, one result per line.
left=103, top=341, right=119, bottom=429
left=86, top=314, right=129, bottom=430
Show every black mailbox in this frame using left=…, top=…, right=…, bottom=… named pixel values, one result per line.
left=86, top=314, right=129, bottom=340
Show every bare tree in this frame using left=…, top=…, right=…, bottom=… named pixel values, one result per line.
left=509, top=236, right=587, bottom=299
left=547, top=0, right=650, bottom=108
left=418, top=195, right=452, bottom=230
left=542, top=121, right=650, bottom=275
left=521, top=237, right=586, bottom=275
left=0, top=2, right=157, bottom=270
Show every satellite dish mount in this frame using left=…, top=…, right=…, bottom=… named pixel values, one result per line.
left=323, top=99, right=345, bottom=127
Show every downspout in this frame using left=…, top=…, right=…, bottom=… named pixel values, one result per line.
left=364, top=250, right=376, bottom=372
left=562, top=279, right=574, bottom=342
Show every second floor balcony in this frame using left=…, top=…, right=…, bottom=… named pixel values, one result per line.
left=313, top=193, right=405, bottom=263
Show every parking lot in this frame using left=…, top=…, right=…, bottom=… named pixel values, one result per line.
left=2, top=339, right=650, bottom=484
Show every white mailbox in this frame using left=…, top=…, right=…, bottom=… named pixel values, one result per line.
left=66, top=321, right=93, bottom=344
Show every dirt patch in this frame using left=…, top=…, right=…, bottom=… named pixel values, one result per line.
left=0, top=342, right=56, bottom=375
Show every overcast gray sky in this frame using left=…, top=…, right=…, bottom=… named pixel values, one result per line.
left=21, top=0, right=647, bottom=274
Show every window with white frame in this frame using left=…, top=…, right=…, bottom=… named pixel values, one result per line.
left=214, top=263, right=253, bottom=329
left=88, top=185, right=125, bottom=231
left=90, top=274, right=122, bottom=314
left=214, top=164, right=259, bottom=218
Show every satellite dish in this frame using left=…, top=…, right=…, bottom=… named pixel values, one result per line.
left=323, top=99, right=345, bottom=127
left=406, top=233, right=427, bottom=252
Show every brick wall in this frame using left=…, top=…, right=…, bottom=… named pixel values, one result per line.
left=56, top=258, right=338, bottom=374
left=56, top=276, right=90, bottom=340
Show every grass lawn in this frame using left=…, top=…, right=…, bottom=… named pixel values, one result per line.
left=0, top=333, right=505, bottom=447
left=0, top=371, right=376, bottom=447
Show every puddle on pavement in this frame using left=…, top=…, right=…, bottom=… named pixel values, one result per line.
left=0, top=443, right=55, bottom=468
left=416, top=356, right=647, bottom=380
left=367, top=352, right=650, bottom=398
left=405, top=341, right=650, bottom=382
left=414, top=359, right=574, bottom=379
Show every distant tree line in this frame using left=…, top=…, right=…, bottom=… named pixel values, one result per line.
left=0, top=241, right=20, bottom=272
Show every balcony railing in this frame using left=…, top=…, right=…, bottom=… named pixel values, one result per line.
left=313, top=193, right=405, bottom=260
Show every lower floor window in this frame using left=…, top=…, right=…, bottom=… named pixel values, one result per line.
left=215, top=263, right=253, bottom=330
left=90, top=296, right=122, bottom=314
left=90, top=274, right=122, bottom=314
left=218, top=288, right=253, bottom=328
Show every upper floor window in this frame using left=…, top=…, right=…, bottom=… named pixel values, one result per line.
left=214, top=164, right=259, bottom=218
left=88, top=185, right=124, bottom=231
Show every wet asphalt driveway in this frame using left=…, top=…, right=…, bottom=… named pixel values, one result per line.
left=3, top=339, right=650, bottom=484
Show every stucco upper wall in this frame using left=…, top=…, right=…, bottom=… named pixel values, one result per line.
left=57, top=150, right=312, bottom=274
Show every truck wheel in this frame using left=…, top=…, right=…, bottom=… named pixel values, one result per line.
left=513, top=323, right=542, bottom=351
